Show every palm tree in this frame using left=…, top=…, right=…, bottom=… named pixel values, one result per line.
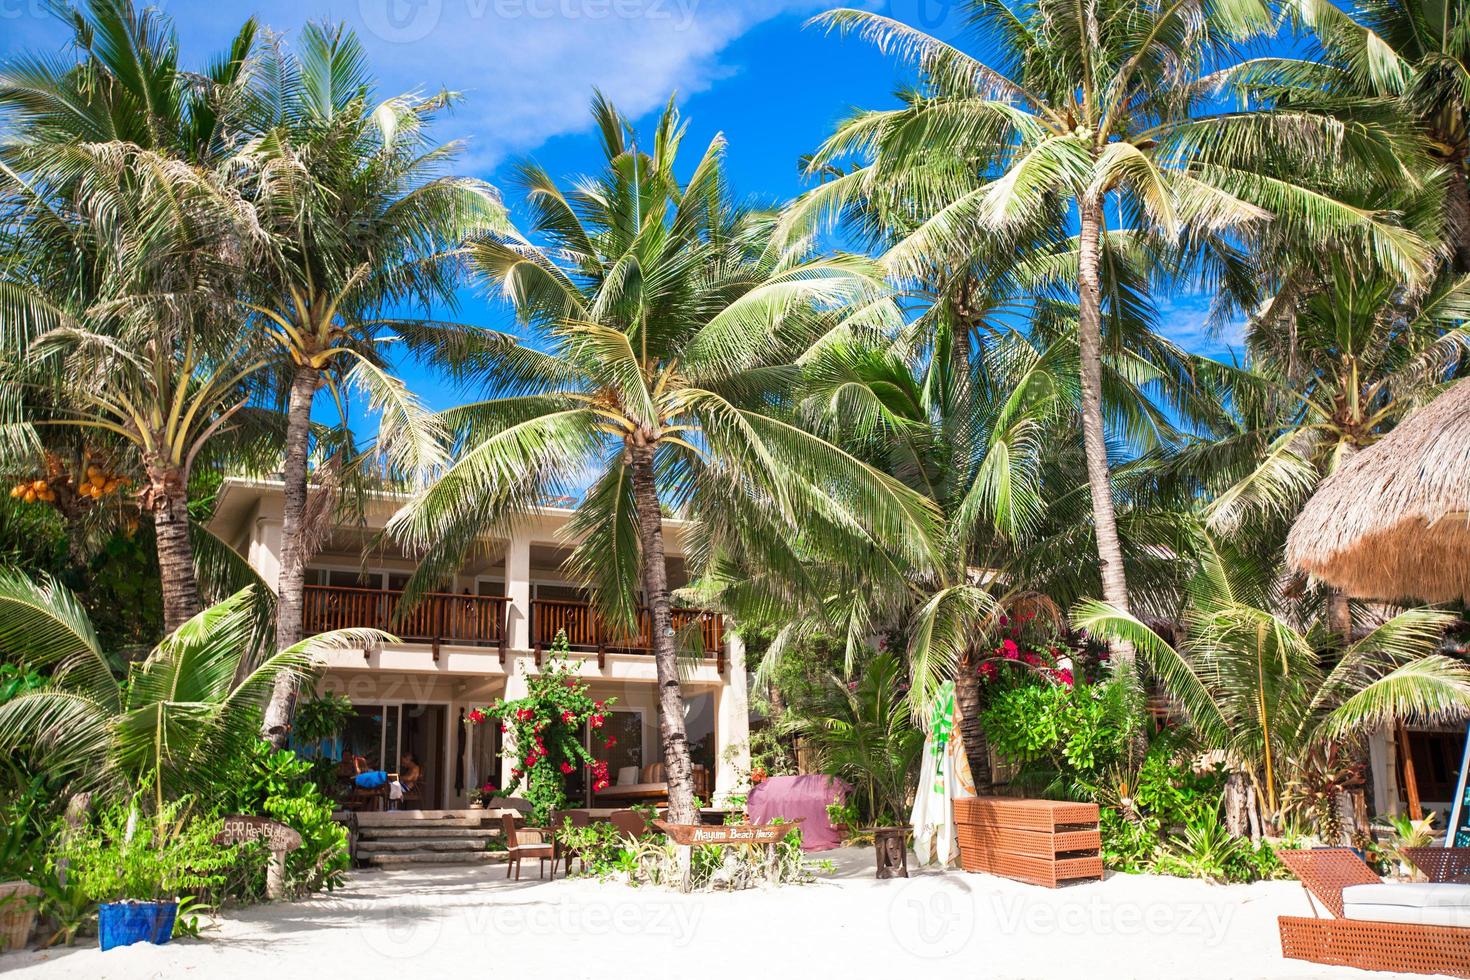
left=797, top=1, right=1431, bottom=673
left=0, top=0, right=271, bottom=630
left=1075, top=535, right=1470, bottom=838
left=1196, top=261, right=1470, bottom=637
left=738, top=319, right=1211, bottom=783
left=1283, top=0, right=1470, bottom=269
left=387, top=95, right=940, bottom=822
left=791, top=652, right=922, bottom=826
left=0, top=139, right=274, bottom=632
left=238, top=23, right=509, bottom=747
left=0, top=569, right=379, bottom=810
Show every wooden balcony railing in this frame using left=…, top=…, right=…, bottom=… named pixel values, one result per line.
left=302, top=585, right=509, bottom=661
left=532, top=598, right=725, bottom=672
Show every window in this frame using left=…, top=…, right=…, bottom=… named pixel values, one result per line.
left=593, top=709, right=644, bottom=783
left=684, top=693, right=716, bottom=773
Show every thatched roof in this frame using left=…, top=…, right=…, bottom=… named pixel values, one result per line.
left=1286, top=378, right=1470, bottom=603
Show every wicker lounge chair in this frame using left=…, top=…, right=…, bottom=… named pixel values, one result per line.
left=1406, top=847, right=1470, bottom=884
left=500, top=812, right=554, bottom=881
left=1278, top=848, right=1470, bottom=977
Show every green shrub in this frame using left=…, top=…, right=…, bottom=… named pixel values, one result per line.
left=981, top=680, right=1137, bottom=791
left=220, top=742, right=348, bottom=896
left=55, top=796, right=237, bottom=904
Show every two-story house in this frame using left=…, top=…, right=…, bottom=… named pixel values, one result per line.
left=208, top=477, right=750, bottom=810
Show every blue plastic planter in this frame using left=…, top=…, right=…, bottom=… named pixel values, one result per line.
left=98, top=901, right=177, bottom=950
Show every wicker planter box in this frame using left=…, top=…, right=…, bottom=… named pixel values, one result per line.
left=954, top=798, right=1103, bottom=888
left=0, top=881, right=39, bottom=951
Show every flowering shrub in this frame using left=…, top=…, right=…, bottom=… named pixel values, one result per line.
left=469, top=631, right=616, bottom=823
left=975, top=612, right=1082, bottom=689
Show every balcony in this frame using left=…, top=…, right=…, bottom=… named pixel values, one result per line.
left=299, top=586, right=726, bottom=673
left=302, top=585, right=509, bottom=660
left=532, top=598, right=725, bottom=672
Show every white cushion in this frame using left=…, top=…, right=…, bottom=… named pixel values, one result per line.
left=1344, top=902, right=1470, bottom=928
left=1343, top=882, right=1470, bottom=927
left=1342, top=882, right=1470, bottom=909
left=617, top=766, right=638, bottom=786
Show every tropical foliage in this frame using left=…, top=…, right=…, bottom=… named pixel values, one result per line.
left=5, top=0, right=1470, bottom=920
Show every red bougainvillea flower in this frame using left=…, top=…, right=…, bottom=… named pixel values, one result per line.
left=1023, top=652, right=1040, bottom=666
left=979, top=662, right=998, bottom=681
left=590, top=714, right=605, bottom=729
left=467, top=709, right=484, bottom=724
left=604, top=736, right=617, bottom=749
left=510, top=768, right=521, bottom=780
left=515, top=707, right=533, bottom=722
left=593, top=779, right=609, bottom=791
left=561, top=710, right=575, bottom=724
left=524, top=754, right=538, bottom=769
left=559, top=761, right=575, bottom=774
left=594, top=700, right=605, bottom=710
left=1055, top=668, right=1075, bottom=687
left=1002, top=638, right=1019, bottom=656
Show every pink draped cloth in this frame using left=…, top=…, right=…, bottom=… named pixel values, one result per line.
left=746, top=774, right=852, bottom=851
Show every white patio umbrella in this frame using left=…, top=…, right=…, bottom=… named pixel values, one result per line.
left=910, top=680, right=977, bottom=866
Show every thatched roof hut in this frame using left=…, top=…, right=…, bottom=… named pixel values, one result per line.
left=1286, top=378, right=1470, bottom=603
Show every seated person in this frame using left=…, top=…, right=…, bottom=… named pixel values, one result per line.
left=390, top=752, right=422, bottom=807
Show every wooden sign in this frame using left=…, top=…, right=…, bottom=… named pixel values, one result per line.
left=214, top=816, right=301, bottom=900
left=654, top=819, right=803, bottom=847
left=214, top=815, right=303, bottom=852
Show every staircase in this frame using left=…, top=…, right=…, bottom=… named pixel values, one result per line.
left=350, top=810, right=507, bottom=868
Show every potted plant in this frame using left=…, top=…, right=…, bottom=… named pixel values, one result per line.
left=0, top=801, right=41, bottom=951
left=60, top=796, right=236, bottom=951
left=469, top=782, right=499, bottom=810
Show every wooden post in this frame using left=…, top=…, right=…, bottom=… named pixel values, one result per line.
left=267, top=848, right=288, bottom=900
left=1397, top=725, right=1423, bottom=820
left=678, top=844, right=692, bottom=893
left=498, top=599, right=509, bottom=666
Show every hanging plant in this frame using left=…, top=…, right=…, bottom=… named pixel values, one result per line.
left=469, top=630, right=617, bottom=823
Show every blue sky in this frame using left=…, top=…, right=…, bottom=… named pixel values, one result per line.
left=1, top=0, right=1239, bottom=422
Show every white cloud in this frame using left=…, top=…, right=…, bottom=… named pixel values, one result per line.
left=5, top=0, right=822, bottom=172
left=254, top=0, right=824, bottom=173
left=1154, top=291, right=1246, bottom=364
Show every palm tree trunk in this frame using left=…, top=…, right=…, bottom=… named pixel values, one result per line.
left=1443, top=155, right=1470, bottom=274
left=954, top=647, right=992, bottom=790
left=263, top=363, right=319, bottom=748
left=1327, top=588, right=1353, bottom=644
left=147, top=460, right=201, bottom=634
left=629, top=441, right=698, bottom=825
left=1076, top=194, right=1134, bottom=664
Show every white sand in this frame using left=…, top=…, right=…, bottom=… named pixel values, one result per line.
left=0, top=848, right=1446, bottom=979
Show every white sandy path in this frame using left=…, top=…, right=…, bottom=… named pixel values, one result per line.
left=0, top=847, right=1449, bottom=980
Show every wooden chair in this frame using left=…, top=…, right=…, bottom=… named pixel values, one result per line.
left=500, top=812, right=553, bottom=881
left=609, top=809, right=648, bottom=838
left=550, top=809, right=591, bottom=876
left=1278, top=848, right=1470, bottom=977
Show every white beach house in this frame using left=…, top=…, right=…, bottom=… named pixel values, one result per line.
left=208, top=477, right=751, bottom=810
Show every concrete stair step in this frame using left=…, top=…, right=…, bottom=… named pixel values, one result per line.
left=358, top=838, right=492, bottom=853
left=366, top=851, right=506, bottom=867
left=358, top=827, right=500, bottom=840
